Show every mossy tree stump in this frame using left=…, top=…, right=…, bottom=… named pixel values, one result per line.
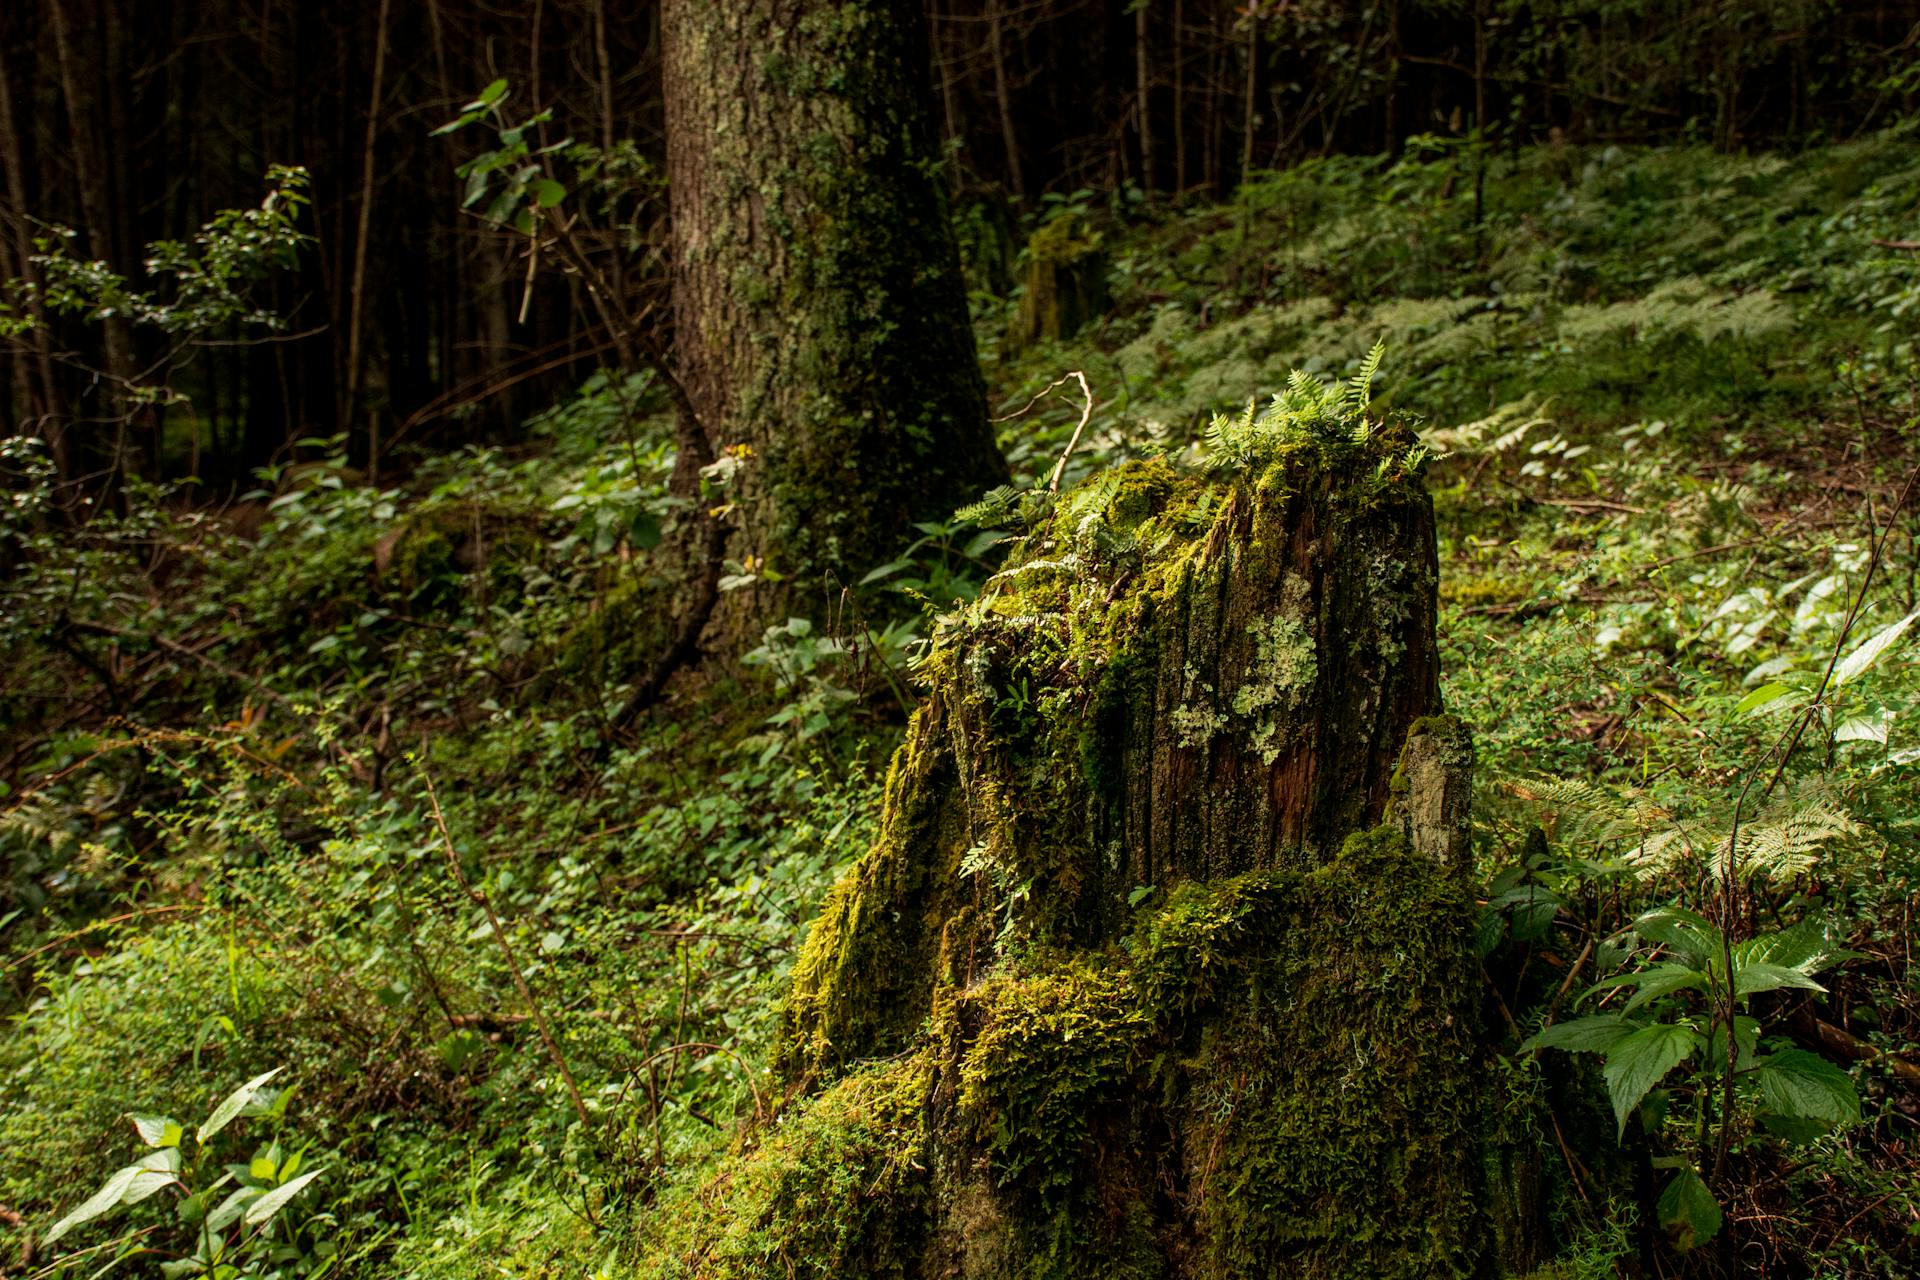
left=1007, top=214, right=1110, bottom=351
left=647, top=414, right=1525, bottom=1279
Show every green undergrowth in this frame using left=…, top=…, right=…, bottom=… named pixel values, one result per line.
left=5, top=130, right=1920, bottom=1278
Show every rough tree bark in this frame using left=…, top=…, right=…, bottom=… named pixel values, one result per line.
left=651, top=420, right=1558, bottom=1276
left=660, top=0, right=1007, bottom=632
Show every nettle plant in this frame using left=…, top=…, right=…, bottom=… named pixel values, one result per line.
left=42, top=1069, right=335, bottom=1279
left=1522, top=904, right=1862, bottom=1251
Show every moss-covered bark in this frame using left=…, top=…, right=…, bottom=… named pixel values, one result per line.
left=662, top=0, right=1007, bottom=616
left=779, top=427, right=1442, bottom=1078
left=1007, top=214, right=1110, bottom=350
left=641, top=425, right=1536, bottom=1278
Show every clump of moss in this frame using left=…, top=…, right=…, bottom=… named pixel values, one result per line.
left=1008, top=214, right=1109, bottom=350
left=635, top=1060, right=934, bottom=1280
left=372, top=499, right=541, bottom=612
left=706, top=825, right=1492, bottom=1279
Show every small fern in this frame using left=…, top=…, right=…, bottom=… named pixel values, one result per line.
left=1515, top=774, right=1867, bottom=884
left=1202, top=340, right=1394, bottom=470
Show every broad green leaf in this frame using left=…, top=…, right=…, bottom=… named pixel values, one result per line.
left=468, top=78, right=509, bottom=110
left=531, top=178, right=567, bottom=208
left=1633, top=905, right=1722, bottom=967
left=1520, top=1013, right=1637, bottom=1054
left=205, top=1185, right=260, bottom=1233
left=130, top=1114, right=185, bottom=1148
left=1834, top=711, right=1890, bottom=744
left=1619, top=964, right=1710, bottom=1015
left=1735, top=681, right=1792, bottom=714
left=1834, top=609, right=1919, bottom=686
left=629, top=512, right=662, bottom=551
left=242, top=1168, right=324, bottom=1228
left=121, top=1168, right=179, bottom=1206
left=1732, top=917, right=1834, bottom=974
left=1752, top=1049, right=1860, bottom=1130
left=1656, top=1166, right=1722, bottom=1251
left=1603, top=1022, right=1701, bottom=1138
left=1732, top=961, right=1825, bottom=999
left=198, top=1068, right=282, bottom=1143
left=137, top=1148, right=183, bottom=1174
left=45, top=1164, right=143, bottom=1244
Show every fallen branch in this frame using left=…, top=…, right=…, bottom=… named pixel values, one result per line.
left=1788, top=1007, right=1920, bottom=1085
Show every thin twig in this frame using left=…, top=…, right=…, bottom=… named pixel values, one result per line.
left=994, top=371, right=1095, bottom=492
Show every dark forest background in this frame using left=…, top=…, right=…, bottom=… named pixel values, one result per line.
left=5, top=0, right=1918, bottom=491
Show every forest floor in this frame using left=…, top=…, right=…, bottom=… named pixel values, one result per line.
left=3, top=129, right=1919, bottom=1278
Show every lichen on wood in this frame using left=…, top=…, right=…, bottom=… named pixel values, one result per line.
left=650, top=408, right=1531, bottom=1277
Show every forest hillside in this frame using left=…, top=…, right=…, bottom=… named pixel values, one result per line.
left=4, top=4, right=1920, bottom=1279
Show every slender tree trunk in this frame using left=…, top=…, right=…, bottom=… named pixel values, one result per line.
left=1173, top=0, right=1187, bottom=193
left=1136, top=0, right=1153, bottom=196
left=0, top=41, right=67, bottom=477
left=661, top=0, right=1007, bottom=636
left=1240, top=8, right=1258, bottom=187
left=988, top=0, right=1025, bottom=203
left=343, top=0, right=392, bottom=479
left=50, top=0, right=141, bottom=480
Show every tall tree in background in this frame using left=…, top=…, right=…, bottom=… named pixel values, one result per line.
left=661, top=0, right=1007, bottom=624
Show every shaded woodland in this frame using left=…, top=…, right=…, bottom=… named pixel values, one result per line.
left=5, top=3, right=1920, bottom=1278
left=5, top=1, right=1918, bottom=487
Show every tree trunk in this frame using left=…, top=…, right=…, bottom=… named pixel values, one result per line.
left=1135, top=0, right=1153, bottom=197
left=661, top=0, right=1006, bottom=629
left=50, top=0, right=142, bottom=481
left=664, top=424, right=1544, bottom=1277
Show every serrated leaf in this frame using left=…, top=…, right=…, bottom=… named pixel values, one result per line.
left=198, top=1068, right=282, bottom=1142
left=130, top=1114, right=184, bottom=1148
left=1753, top=1048, right=1860, bottom=1130
left=242, top=1168, right=324, bottom=1228
left=1657, top=1166, right=1722, bottom=1251
left=1618, top=964, right=1710, bottom=1015
left=1520, top=1013, right=1638, bottom=1054
left=1733, top=960, right=1826, bottom=998
left=1603, top=1022, right=1701, bottom=1138
left=1634, top=905, right=1722, bottom=967
left=45, top=1164, right=143, bottom=1244
left=1834, top=609, right=1919, bottom=686
left=1733, top=917, right=1834, bottom=974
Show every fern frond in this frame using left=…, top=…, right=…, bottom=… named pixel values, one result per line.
left=1346, top=339, right=1385, bottom=411
left=955, top=484, right=1021, bottom=526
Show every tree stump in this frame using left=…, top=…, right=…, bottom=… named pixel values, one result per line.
left=1007, top=214, right=1110, bottom=350
left=648, top=416, right=1523, bottom=1278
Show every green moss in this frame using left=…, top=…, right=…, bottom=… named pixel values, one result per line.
left=373, top=499, right=540, bottom=612
left=635, top=1060, right=934, bottom=1280
left=747, top=429, right=1481, bottom=1276
left=1009, top=214, right=1110, bottom=350
left=736, top=826, right=1490, bottom=1279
